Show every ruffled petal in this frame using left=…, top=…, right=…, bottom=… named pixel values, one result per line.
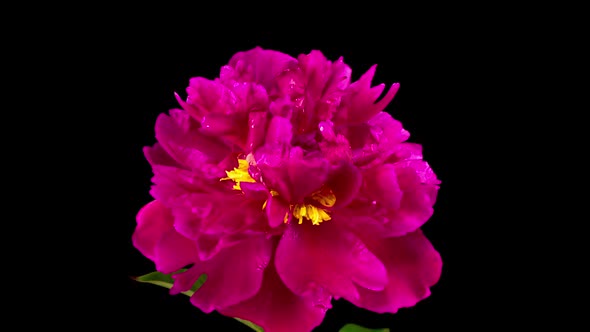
left=246, top=111, right=269, bottom=153
left=266, top=195, right=290, bottom=228
left=220, top=261, right=330, bottom=332
left=326, top=161, right=362, bottom=208
left=349, top=230, right=442, bottom=313
left=293, top=51, right=351, bottom=133
left=143, top=143, right=181, bottom=168
left=337, top=65, right=400, bottom=125
left=339, top=160, right=439, bottom=237
left=184, top=77, right=236, bottom=120
left=275, top=222, right=388, bottom=301
left=154, top=227, right=198, bottom=274
left=155, top=110, right=230, bottom=166
left=258, top=150, right=329, bottom=204
left=222, top=46, right=298, bottom=90
left=363, top=164, right=403, bottom=210
left=132, top=200, right=174, bottom=262
left=171, top=235, right=273, bottom=313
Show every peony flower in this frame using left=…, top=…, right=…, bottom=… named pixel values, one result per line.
left=133, top=47, right=442, bottom=332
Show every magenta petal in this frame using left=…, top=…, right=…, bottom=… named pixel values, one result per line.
left=246, top=111, right=269, bottom=153
left=132, top=200, right=174, bottom=262
left=155, top=110, right=230, bottom=166
left=220, top=261, right=330, bottom=332
left=327, top=161, right=362, bottom=208
left=184, top=77, right=236, bottom=120
left=174, top=235, right=273, bottom=313
left=338, top=65, right=400, bottom=124
left=258, top=156, right=329, bottom=204
left=154, top=228, right=198, bottom=274
left=169, top=262, right=202, bottom=295
left=275, top=223, right=388, bottom=301
left=143, top=143, right=180, bottom=168
left=231, top=82, right=269, bottom=113
left=266, top=195, right=289, bottom=228
left=224, top=47, right=298, bottom=90
left=363, top=164, right=403, bottom=210
left=195, top=232, right=253, bottom=261
left=350, top=230, right=442, bottom=313
left=264, top=115, right=293, bottom=149
left=200, top=112, right=248, bottom=136
left=240, top=182, right=269, bottom=201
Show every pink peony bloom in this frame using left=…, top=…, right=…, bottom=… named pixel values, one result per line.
left=133, top=47, right=442, bottom=332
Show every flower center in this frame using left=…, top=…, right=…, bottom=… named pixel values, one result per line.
left=293, top=188, right=336, bottom=225
left=220, top=158, right=256, bottom=190
left=220, top=158, right=336, bottom=225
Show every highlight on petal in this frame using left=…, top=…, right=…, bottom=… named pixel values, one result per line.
left=171, top=235, right=273, bottom=313
left=275, top=222, right=388, bottom=301
left=257, top=152, right=329, bottom=204
left=293, top=51, right=352, bottom=133
left=220, top=259, right=330, bottom=332
left=155, top=109, right=230, bottom=166
left=349, top=230, right=442, bottom=314
left=223, top=46, right=298, bottom=90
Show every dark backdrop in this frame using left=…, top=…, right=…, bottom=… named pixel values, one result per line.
left=78, top=14, right=509, bottom=331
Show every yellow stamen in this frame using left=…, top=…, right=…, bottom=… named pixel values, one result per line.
left=311, top=188, right=336, bottom=207
left=220, top=158, right=256, bottom=191
left=221, top=157, right=336, bottom=226
left=292, top=203, right=333, bottom=225
left=262, top=190, right=280, bottom=210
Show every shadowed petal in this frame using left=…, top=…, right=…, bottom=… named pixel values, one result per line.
left=223, top=47, right=298, bottom=90
left=258, top=153, right=329, bottom=204
left=337, top=65, right=400, bottom=125
left=171, top=235, right=273, bottom=313
left=154, top=227, right=198, bottom=274
left=275, top=222, right=387, bottom=301
left=266, top=195, right=290, bottom=228
left=350, top=230, right=442, bottom=313
left=220, top=261, right=330, bottom=332
left=132, top=200, right=174, bottom=262
left=327, top=161, right=362, bottom=208
left=155, top=110, right=230, bottom=166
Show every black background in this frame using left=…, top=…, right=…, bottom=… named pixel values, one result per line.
left=49, top=9, right=525, bottom=331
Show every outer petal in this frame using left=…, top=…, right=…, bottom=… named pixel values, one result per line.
left=337, top=65, right=400, bottom=125
left=155, top=110, right=230, bottom=166
left=275, top=222, right=388, bottom=301
left=143, top=143, right=181, bottom=168
left=171, top=235, right=273, bottom=313
left=349, top=230, right=442, bottom=313
left=154, top=227, right=198, bottom=274
left=258, top=152, right=329, bottom=204
left=220, top=261, right=330, bottom=332
left=222, top=46, right=298, bottom=90
left=339, top=160, right=439, bottom=237
left=184, top=77, right=236, bottom=120
left=293, top=52, right=351, bottom=133
left=132, top=200, right=174, bottom=262
left=362, top=164, right=403, bottom=210
left=327, top=161, right=362, bottom=208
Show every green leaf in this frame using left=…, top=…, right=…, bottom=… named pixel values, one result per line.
left=133, top=270, right=207, bottom=296
left=234, top=318, right=264, bottom=332
left=134, top=271, right=262, bottom=330
left=134, top=271, right=387, bottom=332
left=339, top=323, right=390, bottom=332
